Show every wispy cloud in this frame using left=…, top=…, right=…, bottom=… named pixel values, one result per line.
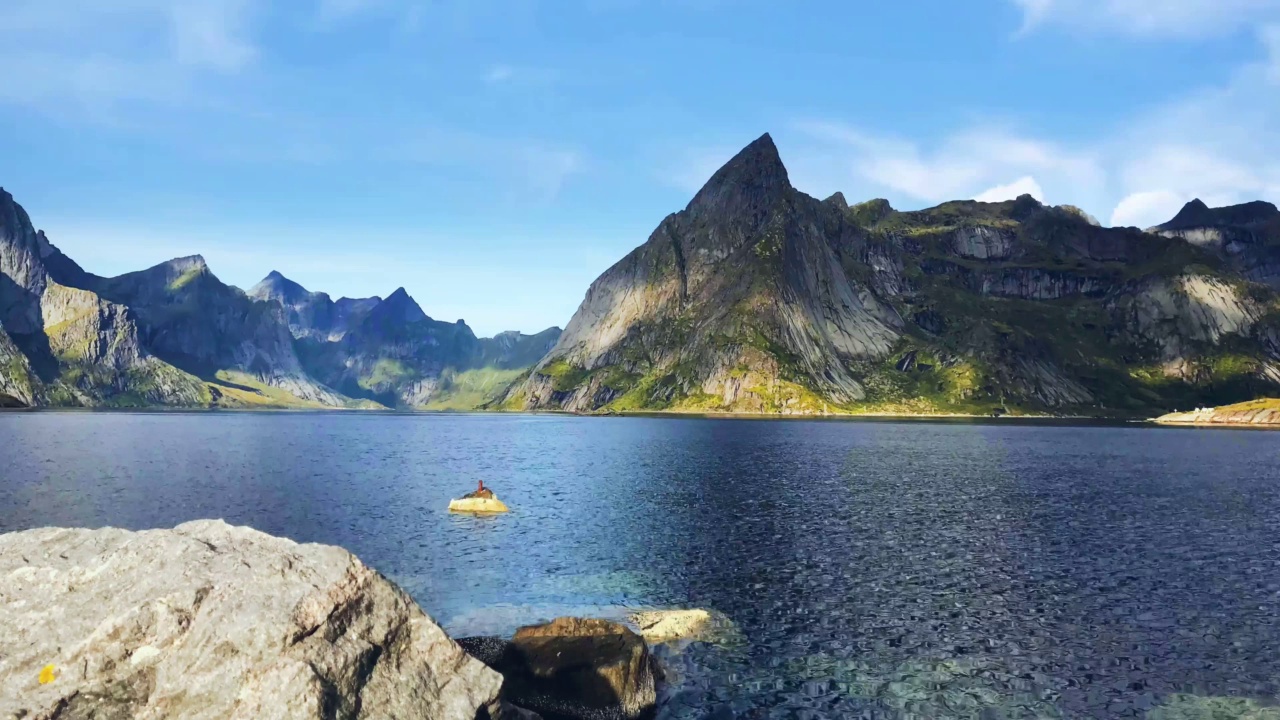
left=974, top=176, right=1045, bottom=203
left=781, top=120, right=1103, bottom=210
left=1009, top=0, right=1280, bottom=37
left=0, top=0, right=258, bottom=117
left=657, top=24, right=1280, bottom=230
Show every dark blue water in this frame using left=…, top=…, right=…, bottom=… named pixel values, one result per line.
left=2, top=412, right=1279, bottom=719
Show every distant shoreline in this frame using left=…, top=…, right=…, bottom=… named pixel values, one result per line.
left=1, top=405, right=1136, bottom=424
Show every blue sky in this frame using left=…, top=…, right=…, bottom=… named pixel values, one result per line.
left=1, top=0, right=1278, bottom=336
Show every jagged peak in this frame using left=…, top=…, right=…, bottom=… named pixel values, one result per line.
left=1158, top=198, right=1214, bottom=230
left=172, top=254, right=206, bottom=266
left=152, top=255, right=207, bottom=274
left=823, top=192, right=849, bottom=210
left=377, top=287, right=428, bottom=323
left=249, top=269, right=312, bottom=302
left=685, top=132, right=791, bottom=215
left=1156, top=198, right=1278, bottom=231
left=1009, top=193, right=1044, bottom=221
left=849, top=198, right=895, bottom=225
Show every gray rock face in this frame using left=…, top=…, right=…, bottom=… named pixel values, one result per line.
left=1151, top=199, right=1280, bottom=288
left=94, top=256, right=342, bottom=406
left=0, top=320, right=37, bottom=406
left=0, top=188, right=558, bottom=409
left=508, top=136, right=1280, bottom=415
left=0, top=520, right=504, bottom=720
left=515, top=133, right=902, bottom=411
left=0, top=191, right=213, bottom=407
left=268, top=276, right=562, bottom=408
left=248, top=271, right=351, bottom=341
left=951, top=226, right=1014, bottom=260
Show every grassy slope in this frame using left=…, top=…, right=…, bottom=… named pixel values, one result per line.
left=422, top=367, right=527, bottom=410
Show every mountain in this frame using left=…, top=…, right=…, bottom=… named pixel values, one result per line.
left=0, top=188, right=209, bottom=407
left=0, top=189, right=558, bottom=409
left=247, top=271, right=379, bottom=341
left=269, top=274, right=562, bottom=409
left=1149, top=199, right=1280, bottom=287
left=91, top=255, right=340, bottom=405
left=503, top=133, right=1280, bottom=416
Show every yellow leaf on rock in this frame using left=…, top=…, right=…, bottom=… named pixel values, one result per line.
left=38, top=664, right=56, bottom=685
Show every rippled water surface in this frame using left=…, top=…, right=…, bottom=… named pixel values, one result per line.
left=3, top=412, right=1280, bottom=718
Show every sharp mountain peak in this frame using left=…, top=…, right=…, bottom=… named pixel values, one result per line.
left=686, top=132, right=791, bottom=215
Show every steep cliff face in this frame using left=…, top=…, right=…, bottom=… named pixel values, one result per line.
left=507, top=134, right=901, bottom=414
left=509, top=135, right=1280, bottom=416
left=0, top=320, right=38, bottom=406
left=94, top=257, right=342, bottom=405
left=0, top=190, right=215, bottom=407
left=0, top=188, right=558, bottom=410
left=247, top=270, right=380, bottom=341
left=40, top=281, right=210, bottom=406
left=1151, top=199, right=1280, bottom=287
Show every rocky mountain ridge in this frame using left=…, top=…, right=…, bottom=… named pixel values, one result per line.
left=502, top=133, right=1280, bottom=417
left=0, top=187, right=560, bottom=409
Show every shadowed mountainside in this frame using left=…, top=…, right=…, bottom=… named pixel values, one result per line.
left=0, top=188, right=559, bottom=409
left=500, top=134, right=1280, bottom=417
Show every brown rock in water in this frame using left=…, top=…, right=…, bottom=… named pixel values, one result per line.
left=0, top=520, right=505, bottom=720
left=460, top=617, right=658, bottom=720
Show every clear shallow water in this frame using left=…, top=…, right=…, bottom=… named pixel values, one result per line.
left=2, top=412, right=1280, bottom=719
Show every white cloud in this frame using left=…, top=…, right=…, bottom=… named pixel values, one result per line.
left=0, top=0, right=258, bottom=114
left=1010, top=0, right=1280, bottom=37
left=784, top=120, right=1103, bottom=210
left=663, top=24, right=1279, bottom=228
left=1109, top=190, right=1187, bottom=228
left=974, top=176, right=1045, bottom=203
left=1100, top=25, right=1280, bottom=224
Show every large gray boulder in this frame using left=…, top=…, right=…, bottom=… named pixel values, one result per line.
left=0, top=520, right=505, bottom=719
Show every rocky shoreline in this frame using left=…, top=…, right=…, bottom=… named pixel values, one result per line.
left=1153, top=399, right=1280, bottom=427
left=0, top=521, right=706, bottom=720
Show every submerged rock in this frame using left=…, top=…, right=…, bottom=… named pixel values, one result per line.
left=627, top=609, right=713, bottom=644
left=0, top=520, right=505, bottom=720
left=461, top=617, right=658, bottom=720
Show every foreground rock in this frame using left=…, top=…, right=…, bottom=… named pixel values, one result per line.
left=0, top=520, right=505, bottom=719
left=460, top=617, right=658, bottom=720
left=1154, top=398, right=1280, bottom=426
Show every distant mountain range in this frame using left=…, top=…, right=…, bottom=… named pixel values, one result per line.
left=0, top=188, right=559, bottom=409
left=500, top=133, right=1280, bottom=416
left=4, top=134, right=1280, bottom=415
